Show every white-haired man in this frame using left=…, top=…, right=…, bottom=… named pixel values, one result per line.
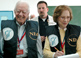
left=1, top=1, right=43, bottom=58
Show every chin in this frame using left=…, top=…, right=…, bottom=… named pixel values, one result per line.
left=64, top=26, right=67, bottom=28
left=20, top=22, right=24, bottom=25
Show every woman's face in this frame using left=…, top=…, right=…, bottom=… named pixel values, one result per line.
left=58, top=10, right=70, bottom=29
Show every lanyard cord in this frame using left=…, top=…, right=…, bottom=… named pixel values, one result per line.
left=61, top=37, right=65, bottom=52
left=17, top=29, right=26, bottom=48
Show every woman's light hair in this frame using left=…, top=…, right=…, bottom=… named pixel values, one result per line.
left=53, top=5, right=73, bottom=23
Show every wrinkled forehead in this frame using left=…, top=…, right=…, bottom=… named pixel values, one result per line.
left=17, top=3, right=28, bottom=9
left=15, top=2, right=29, bottom=12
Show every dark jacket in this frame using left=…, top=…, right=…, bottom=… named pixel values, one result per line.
left=46, top=24, right=80, bottom=55
left=1, top=18, right=38, bottom=58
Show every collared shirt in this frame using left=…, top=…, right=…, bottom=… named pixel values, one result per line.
left=42, top=19, right=46, bottom=22
left=43, top=26, right=81, bottom=58
left=16, top=21, right=28, bottom=58
left=58, top=27, right=67, bottom=31
left=0, top=21, right=43, bottom=58
left=16, top=21, right=43, bottom=58
left=58, top=27, right=66, bottom=54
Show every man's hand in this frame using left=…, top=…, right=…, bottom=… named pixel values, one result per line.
left=41, top=36, right=46, bottom=42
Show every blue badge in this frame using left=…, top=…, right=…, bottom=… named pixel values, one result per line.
left=48, top=34, right=59, bottom=47
left=3, top=28, right=14, bottom=40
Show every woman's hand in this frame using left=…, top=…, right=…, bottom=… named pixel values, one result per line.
left=54, top=51, right=64, bottom=58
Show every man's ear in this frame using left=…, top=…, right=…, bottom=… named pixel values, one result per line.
left=14, top=10, right=16, bottom=15
left=47, top=8, right=49, bottom=12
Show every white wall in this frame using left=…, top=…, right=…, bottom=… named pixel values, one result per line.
left=0, top=0, right=81, bottom=17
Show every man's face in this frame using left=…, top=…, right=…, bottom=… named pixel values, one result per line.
left=37, top=3, right=48, bottom=18
left=14, top=3, right=29, bottom=25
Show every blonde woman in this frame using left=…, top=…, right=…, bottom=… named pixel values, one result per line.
left=43, top=5, right=81, bottom=58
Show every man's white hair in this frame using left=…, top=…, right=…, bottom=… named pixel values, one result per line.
left=14, top=0, right=30, bottom=13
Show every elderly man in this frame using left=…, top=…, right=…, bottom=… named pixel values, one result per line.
left=0, top=1, right=43, bottom=58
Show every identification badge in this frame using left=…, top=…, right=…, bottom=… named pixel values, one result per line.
left=17, top=49, right=23, bottom=55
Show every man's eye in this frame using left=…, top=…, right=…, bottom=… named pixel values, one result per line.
left=61, top=17, right=64, bottom=19
left=17, top=11, right=20, bottom=13
left=38, top=8, right=41, bottom=9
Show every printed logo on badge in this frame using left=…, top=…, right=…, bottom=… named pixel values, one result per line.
left=29, top=28, right=38, bottom=40
left=48, top=34, right=59, bottom=47
left=3, top=28, right=14, bottom=41
left=17, top=49, right=23, bottom=55
left=67, top=34, right=78, bottom=47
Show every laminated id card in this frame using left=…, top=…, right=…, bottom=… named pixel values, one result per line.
left=17, top=49, right=23, bottom=55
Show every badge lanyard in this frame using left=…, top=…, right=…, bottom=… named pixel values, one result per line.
left=61, top=37, right=65, bottom=52
left=17, top=29, right=26, bottom=49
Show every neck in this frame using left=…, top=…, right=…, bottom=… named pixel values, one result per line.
left=40, top=15, right=48, bottom=19
left=18, top=22, right=25, bottom=26
left=19, top=23, right=24, bottom=25
left=60, top=27, right=66, bottom=30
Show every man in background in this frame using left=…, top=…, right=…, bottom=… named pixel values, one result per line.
left=31, top=1, right=56, bottom=49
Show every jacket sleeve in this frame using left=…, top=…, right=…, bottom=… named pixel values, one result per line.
left=43, top=36, right=55, bottom=58
left=37, top=34, right=43, bottom=58
left=0, top=48, right=3, bottom=58
left=0, top=31, right=3, bottom=58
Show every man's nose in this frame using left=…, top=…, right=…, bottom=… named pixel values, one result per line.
left=19, top=12, right=23, bottom=15
left=40, top=8, right=43, bottom=11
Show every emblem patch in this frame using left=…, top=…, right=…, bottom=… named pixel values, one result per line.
left=48, top=34, right=58, bottom=47
left=3, top=28, right=14, bottom=40
left=29, top=28, right=38, bottom=40
left=67, top=34, right=78, bottom=47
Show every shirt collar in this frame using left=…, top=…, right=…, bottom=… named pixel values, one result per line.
left=38, top=15, right=48, bottom=22
left=58, top=26, right=67, bottom=31
left=16, top=21, right=26, bottom=26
